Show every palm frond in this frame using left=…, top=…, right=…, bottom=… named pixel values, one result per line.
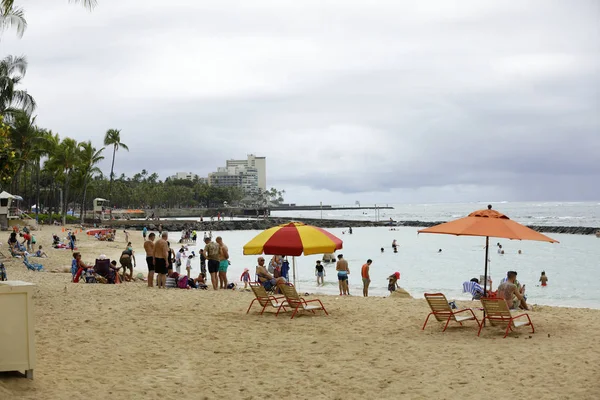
left=0, top=4, right=27, bottom=38
left=119, top=142, right=129, bottom=151
left=69, top=0, right=98, bottom=11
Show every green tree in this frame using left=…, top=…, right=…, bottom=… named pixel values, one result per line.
left=103, top=128, right=128, bottom=201
left=45, top=137, right=79, bottom=224
left=0, top=116, right=17, bottom=188
left=77, top=141, right=104, bottom=222
left=0, top=55, right=35, bottom=117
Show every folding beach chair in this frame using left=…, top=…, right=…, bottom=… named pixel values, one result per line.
left=246, top=282, right=289, bottom=315
left=276, top=283, right=328, bottom=319
left=422, top=293, right=480, bottom=332
left=478, top=298, right=534, bottom=338
left=23, top=255, right=44, bottom=272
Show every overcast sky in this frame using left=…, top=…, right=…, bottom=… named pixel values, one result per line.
left=2, top=0, right=599, bottom=204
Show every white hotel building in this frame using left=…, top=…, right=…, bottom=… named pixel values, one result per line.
left=208, top=154, right=266, bottom=194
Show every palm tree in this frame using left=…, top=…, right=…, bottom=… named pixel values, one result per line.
left=0, top=0, right=27, bottom=38
left=78, top=141, right=104, bottom=223
left=46, top=137, right=79, bottom=225
left=0, top=55, right=35, bottom=117
left=103, top=128, right=128, bottom=202
left=7, top=110, right=37, bottom=192
left=69, top=0, right=98, bottom=10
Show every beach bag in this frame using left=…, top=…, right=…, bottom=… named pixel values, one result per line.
left=166, top=277, right=177, bottom=288
left=177, top=276, right=188, bottom=289
left=0, top=263, right=7, bottom=281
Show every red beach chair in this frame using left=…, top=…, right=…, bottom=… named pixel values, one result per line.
left=478, top=298, right=534, bottom=338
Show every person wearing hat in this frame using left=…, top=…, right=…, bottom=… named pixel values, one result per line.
left=315, top=260, right=325, bottom=286
left=240, top=268, right=251, bottom=289
left=388, top=271, right=401, bottom=293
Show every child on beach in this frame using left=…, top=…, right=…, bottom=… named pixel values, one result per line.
left=388, top=272, right=400, bottom=293
left=539, top=271, right=548, bottom=286
left=315, top=260, right=325, bottom=286
left=34, top=245, right=48, bottom=258
left=186, top=254, right=193, bottom=278
left=240, top=268, right=251, bottom=288
left=195, top=273, right=208, bottom=289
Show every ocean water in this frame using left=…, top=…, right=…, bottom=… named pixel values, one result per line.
left=271, top=201, right=600, bottom=227
left=135, top=202, right=599, bottom=309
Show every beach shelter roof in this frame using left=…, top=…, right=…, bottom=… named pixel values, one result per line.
left=243, top=222, right=343, bottom=256
left=0, top=191, right=22, bottom=201
left=418, top=205, right=558, bottom=295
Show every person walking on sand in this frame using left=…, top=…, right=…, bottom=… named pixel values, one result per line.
left=361, top=259, right=372, bottom=297
left=240, top=268, right=251, bottom=289
left=216, top=236, right=229, bottom=289
left=539, top=271, right=548, bottom=287
left=124, top=230, right=129, bottom=243
left=315, top=260, right=325, bottom=286
left=142, top=226, right=148, bottom=240
left=186, top=253, right=193, bottom=279
left=204, top=236, right=220, bottom=290
left=336, top=254, right=350, bottom=295
left=153, top=232, right=169, bottom=289
left=144, top=232, right=156, bottom=287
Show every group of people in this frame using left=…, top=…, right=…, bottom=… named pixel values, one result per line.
left=142, top=231, right=230, bottom=290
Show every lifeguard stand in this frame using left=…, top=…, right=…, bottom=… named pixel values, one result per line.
left=0, top=191, right=22, bottom=230
left=92, top=198, right=110, bottom=221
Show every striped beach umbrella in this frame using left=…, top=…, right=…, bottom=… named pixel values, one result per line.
left=243, top=222, right=343, bottom=286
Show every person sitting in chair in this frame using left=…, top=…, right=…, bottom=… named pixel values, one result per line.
left=256, top=257, right=286, bottom=291
left=497, top=271, right=530, bottom=310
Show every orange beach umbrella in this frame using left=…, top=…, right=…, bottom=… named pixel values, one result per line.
left=418, top=205, right=558, bottom=294
left=243, top=222, right=343, bottom=286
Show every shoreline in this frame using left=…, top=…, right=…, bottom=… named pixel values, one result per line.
left=95, top=217, right=600, bottom=235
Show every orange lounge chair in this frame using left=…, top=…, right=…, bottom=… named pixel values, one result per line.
left=276, top=283, right=328, bottom=319
left=246, top=282, right=289, bottom=315
left=422, top=293, right=480, bottom=331
left=478, top=298, right=534, bottom=338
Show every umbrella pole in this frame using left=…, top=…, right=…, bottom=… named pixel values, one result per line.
left=483, top=235, right=490, bottom=327
left=293, top=257, right=297, bottom=287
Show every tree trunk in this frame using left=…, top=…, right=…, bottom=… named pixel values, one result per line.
left=108, top=145, right=116, bottom=201
left=35, top=159, right=40, bottom=223
left=81, top=174, right=89, bottom=224
left=62, top=172, right=71, bottom=225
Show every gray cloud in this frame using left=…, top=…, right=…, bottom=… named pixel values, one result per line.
left=2, top=0, right=599, bottom=203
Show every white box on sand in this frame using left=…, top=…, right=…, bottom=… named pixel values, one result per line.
left=0, top=281, right=36, bottom=379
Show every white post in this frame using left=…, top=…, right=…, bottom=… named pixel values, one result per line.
left=292, top=257, right=297, bottom=287
left=320, top=201, right=323, bottom=219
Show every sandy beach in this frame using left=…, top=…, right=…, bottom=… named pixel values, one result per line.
left=1, top=226, right=599, bottom=400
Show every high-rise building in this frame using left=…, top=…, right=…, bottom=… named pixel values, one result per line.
left=226, top=154, right=266, bottom=190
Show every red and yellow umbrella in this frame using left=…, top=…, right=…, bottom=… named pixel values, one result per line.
left=243, top=222, right=343, bottom=256
left=243, top=222, right=343, bottom=286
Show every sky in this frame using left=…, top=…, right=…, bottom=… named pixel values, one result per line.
left=2, top=0, right=599, bottom=205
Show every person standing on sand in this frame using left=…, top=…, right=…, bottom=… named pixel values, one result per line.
left=216, top=236, right=229, bottom=289
left=204, top=236, right=220, bottom=290
left=336, top=254, right=350, bottom=295
left=153, top=232, right=169, bottom=289
left=142, top=226, right=147, bottom=240
left=144, top=232, right=155, bottom=287
left=315, top=260, right=325, bottom=286
left=361, top=259, right=372, bottom=297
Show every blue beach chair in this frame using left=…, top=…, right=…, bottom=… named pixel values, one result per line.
left=23, top=255, right=44, bottom=271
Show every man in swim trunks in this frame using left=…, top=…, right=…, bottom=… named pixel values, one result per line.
left=204, top=236, right=220, bottom=290
left=336, top=254, right=350, bottom=295
left=361, top=259, right=372, bottom=297
left=153, top=232, right=169, bottom=289
left=144, top=232, right=155, bottom=287
left=216, top=236, right=229, bottom=289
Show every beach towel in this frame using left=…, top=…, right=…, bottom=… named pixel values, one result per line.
left=463, top=281, right=484, bottom=299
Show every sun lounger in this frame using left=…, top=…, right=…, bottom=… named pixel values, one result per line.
left=276, top=283, right=328, bottom=319
left=246, top=282, right=289, bottom=315
left=478, top=298, right=534, bottom=338
left=422, top=293, right=479, bottom=331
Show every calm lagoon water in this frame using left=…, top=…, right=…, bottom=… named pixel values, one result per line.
left=141, top=225, right=600, bottom=309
